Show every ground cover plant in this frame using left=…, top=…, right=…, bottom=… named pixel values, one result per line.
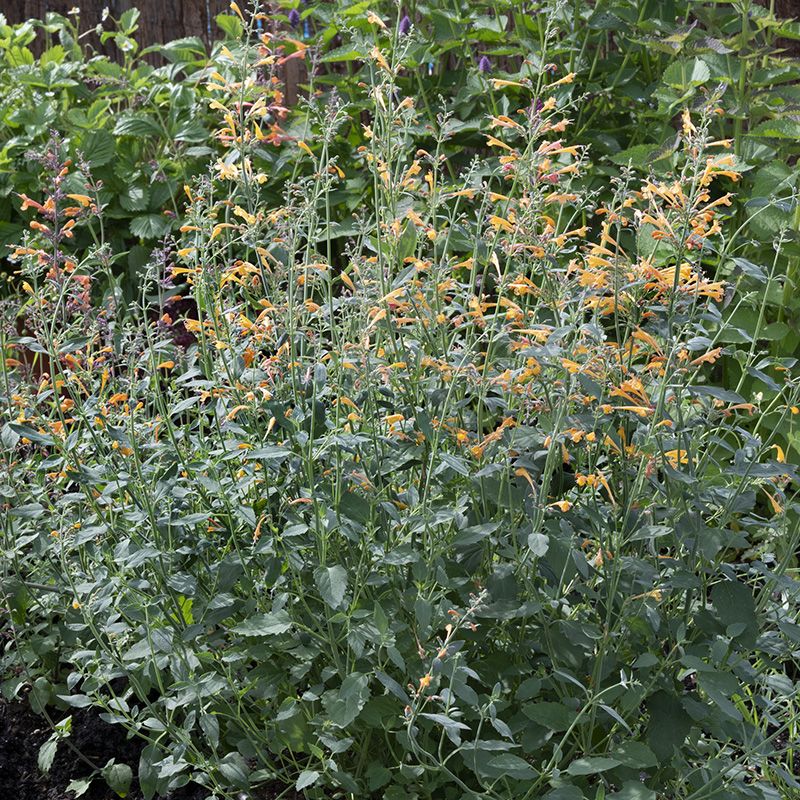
left=1, top=2, right=800, bottom=800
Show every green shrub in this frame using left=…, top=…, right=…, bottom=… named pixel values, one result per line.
left=2, top=4, right=799, bottom=800
left=0, top=9, right=218, bottom=286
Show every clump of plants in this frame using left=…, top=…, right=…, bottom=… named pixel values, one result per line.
left=1, top=5, right=799, bottom=800
left=0, top=7, right=224, bottom=284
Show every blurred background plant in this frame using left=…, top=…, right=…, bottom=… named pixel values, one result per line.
left=0, top=7, right=220, bottom=291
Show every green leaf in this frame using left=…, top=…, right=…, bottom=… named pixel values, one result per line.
left=66, top=778, right=92, bottom=797
left=566, top=756, right=620, bottom=775
left=697, top=671, right=743, bottom=721
left=314, top=565, right=348, bottom=609
left=129, top=214, right=172, bottom=239
left=138, top=745, right=159, bottom=800
left=687, top=386, right=745, bottom=404
left=9, top=423, right=54, bottom=446
left=367, top=763, right=393, bottom=791
left=102, top=762, right=132, bottom=798
left=527, top=533, right=549, bottom=557
left=119, top=8, right=140, bottom=34
left=613, top=741, right=657, bottom=768
left=662, top=58, right=710, bottom=89
left=119, top=184, right=149, bottom=212
left=610, top=782, right=656, bottom=800
left=114, top=114, right=162, bottom=138
left=248, top=445, right=291, bottom=461
left=38, top=737, right=58, bottom=774
left=487, top=753, right=536, bottom=779
left=57, top=694, right=93, bottom=708
left=646, top=691, right=691, bottom=760
left=324, top=673, right=370, bottom=727
left=749, top=118, right=800, bottom=139
left=200, top=714, right=219, bottom=749
left=231, top=610, right=292, bottom=637
left=175, top=120, right=208, bottom=143
left=77, top=129, right=115, bottom=167
left=295, top=770, right=320, bottom=790
left=711, top=579, right=758, bottom=646
left=637, top=222, right=677, bottom=264
left=321, top=44, right=364, bottom=63
left=217, top=753, right=249, bottom=788
left=216, top=13, right=243, bottom=39
left=30, top=676, right=52, bottom=714
left=375, top=670, right=410, bottom=703
left=523, top=702, right=573, bottom=731
left=543, top=788, right=586, bottom=800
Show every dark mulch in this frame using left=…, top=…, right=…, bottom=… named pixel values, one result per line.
left=0, top=698, right=299, bottom=800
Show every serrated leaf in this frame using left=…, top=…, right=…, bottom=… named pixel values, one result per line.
left=314, top=564, right=348, bottom=609
left=38, top=737, right=58, bottom=774
left=296, top=770, right=320, bottom=790
left=78, top=129, right=115, bottom=167
left=129, top=213, right=172, bottom=239
left=324, top=673, right=370, bottom=727
left=749, top=118, right=800, bottom=139
left=114, top=114, right=162, bottom=137
left=119, top=184, right=149, bottom=211
left=66, top=778, right=92, bottom=797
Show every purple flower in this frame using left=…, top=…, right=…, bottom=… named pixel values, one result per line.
left=399, top=14, right=412, bottom=36
left=478, top=55, right=491, bottom=74
left=288, top=8, right=300, bottom=27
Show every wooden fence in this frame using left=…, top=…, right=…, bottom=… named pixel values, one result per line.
left=3, top=1, right=236, bottom=55
left=2, top=1, right=308, bottom=103
left=3, top=1, right=798, bottom=64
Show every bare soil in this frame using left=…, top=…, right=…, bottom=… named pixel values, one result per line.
left=0, top=698, right=298, bottom=800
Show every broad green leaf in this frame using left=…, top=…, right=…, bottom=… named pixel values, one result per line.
left=114, top=114, right=162, bottom=137
left=324, top=673, right=370, bottom=728
left=487, top=753, right=536, bottom=779
left=523, top=702, right=573, bottom=731
left=315, top=565, right=348, bottom=609
left=646, top=691, right=691, bottom=760
left=566, top=756, right=620, bottom=775
left=296, top=770, right=320, bottom=790
left=231, top=610, right=292, bottom=637
left=77, top=129, right=115, bottom=167
left=662, top=58, right=710, bottom=89
left=711, top=579, right=758, bottom=646
left=613, top=741, right=657, bottom=768
left=610, top=782, right=657, bottom=800
left=749, top=118, right=800, bottom=139
left=66, top=778, right=92, bottom=797
left=102, top=763, right=132, bottom=798
left=129, top=213, right=172, bottom=239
